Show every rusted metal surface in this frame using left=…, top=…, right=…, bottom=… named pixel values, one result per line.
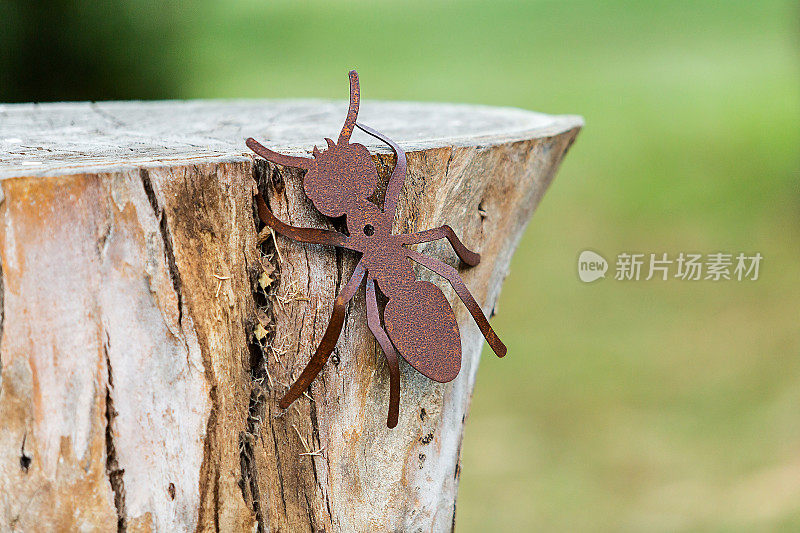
left=247, top=70, right=506, bottom=428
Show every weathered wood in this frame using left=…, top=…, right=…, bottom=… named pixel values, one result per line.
left=0, top=100, right=581, bottom=531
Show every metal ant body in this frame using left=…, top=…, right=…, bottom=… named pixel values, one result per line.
left=248, top=71, right=505, bottom=428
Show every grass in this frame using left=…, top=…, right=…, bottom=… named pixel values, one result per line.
left=177, top=0, right=799, bottom=530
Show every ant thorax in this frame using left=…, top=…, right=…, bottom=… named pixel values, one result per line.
left=344, top=198, right=384, bottom=238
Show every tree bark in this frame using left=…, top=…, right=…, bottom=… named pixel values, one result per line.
left=0, top=100, right=581, bottom=532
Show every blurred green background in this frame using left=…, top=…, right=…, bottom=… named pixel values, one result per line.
left=2, top=0, right=798, bottom=530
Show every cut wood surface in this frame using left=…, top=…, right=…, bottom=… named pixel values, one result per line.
left=0, top=100, right=581, bottom=531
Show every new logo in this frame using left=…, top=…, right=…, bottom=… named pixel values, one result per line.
left=578, top=250, right=608, bottom=282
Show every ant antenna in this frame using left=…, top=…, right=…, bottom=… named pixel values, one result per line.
left=338, top=70, right=360, bottom=144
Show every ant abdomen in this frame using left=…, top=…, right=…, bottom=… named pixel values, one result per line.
left=384, top=281, right=462, bottom=383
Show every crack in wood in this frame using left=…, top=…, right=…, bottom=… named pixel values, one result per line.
left=0, top=253, right=4, bottom=377
left=139, top=168, right=184, bottom=325
left=237, top=161, right=282, bottom=532
left=212, top=471, right=220, bottom=533
left=198, top=386, right=220, bottom=531
left=240, top=340, right=267, bottom=533
left=19, top=433, right=31, bottom=473
left=104, top=335, right=127, bottom=532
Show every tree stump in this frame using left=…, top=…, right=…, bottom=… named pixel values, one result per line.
left=0, top=100, right=581, bottom=532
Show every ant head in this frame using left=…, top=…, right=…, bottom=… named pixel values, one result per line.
left=303, top=138, right=378, bottom=217
left=247, top=71, right=377, bottom=218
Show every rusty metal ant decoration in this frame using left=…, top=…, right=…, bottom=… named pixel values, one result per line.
left=247, top=70, right=506, bottom=428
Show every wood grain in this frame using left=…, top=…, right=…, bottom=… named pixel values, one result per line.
left=0, top=100, right=581, bottom=531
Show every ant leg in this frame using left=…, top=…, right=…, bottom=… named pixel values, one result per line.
left=366, top=278, right=401, bottom=428
left=255, top=194, right=361, bottom=252
left=405, top=249, right=507, bottom=358
left=247, top=138, right=312, bottom=169
left=401, top=225, right=480, bottom=266
left=278, top=261, right=366, bottom=409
